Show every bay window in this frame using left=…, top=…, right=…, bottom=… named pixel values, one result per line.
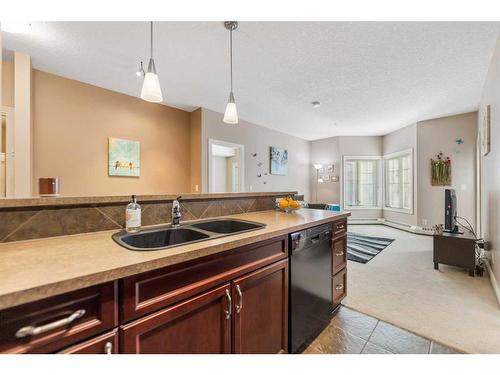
left=383, top=149, right=413, bottom=213
left=343, top=156, right=382, bottom=209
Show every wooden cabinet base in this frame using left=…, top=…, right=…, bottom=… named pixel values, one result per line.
left=58, top=329, right=118, bottom=354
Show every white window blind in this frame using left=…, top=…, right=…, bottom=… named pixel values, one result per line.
left=343, top=157, right=381, bottom=208
left=384, top=149, right=413, bottom=212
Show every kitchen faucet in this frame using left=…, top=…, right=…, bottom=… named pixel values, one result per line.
left=172, top=196, right=182, bottom=227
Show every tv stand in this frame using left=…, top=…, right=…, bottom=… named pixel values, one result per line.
left=433, top=231, right=476, bottom=277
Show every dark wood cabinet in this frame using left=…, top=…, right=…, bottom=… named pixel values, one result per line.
left=1, top=218, right=347, bottom=354
left=58, top=329, right=118, bottom=354
left=121, top=236, right=287, bottom=322
left=0, top=282, right=118, bottom=354
left=332, top=235, right=347, bottom=274
left=332, top=268, right=347, bottom=306
left=120, top=284, right=232, bottom=354
left=232, top=259, right=288, bottom=354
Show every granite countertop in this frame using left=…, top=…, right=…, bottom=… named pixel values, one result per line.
left=0, top=209, right=349, bottom=310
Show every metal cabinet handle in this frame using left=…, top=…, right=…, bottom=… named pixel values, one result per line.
left=15, top=309, right=86, bottom=338
left=104, top=342, right=113, bottom=354
left=337, top=224, right=345, bottom=230
left=335, top=251, right=345, bottom=256
left=224, top=289, right=232, bottom=320
left=235, top=285, right=243, bottom=314
left=335, top=284, right=344, bottom=290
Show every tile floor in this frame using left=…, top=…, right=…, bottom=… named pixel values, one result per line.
left=303, top=306, right=463, bottom=354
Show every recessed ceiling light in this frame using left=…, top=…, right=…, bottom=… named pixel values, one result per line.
left=1, top=22, right=32, bottom=34
left=312, top=101, right=321, bottom=108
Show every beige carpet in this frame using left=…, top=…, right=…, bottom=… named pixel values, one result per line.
left=343, top=225, right=500, bottom=354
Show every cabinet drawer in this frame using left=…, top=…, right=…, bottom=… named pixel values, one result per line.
left=332, top=268, right=347, bottom=306
left=0, top=282, right=118, bottom=354
left=333, top=220, right=347, bottom=236
left=332, top=235, right=347, bottom=274
left=121, top=236, right=287, bottom=322
left=58, top=329, right=118, bottom=354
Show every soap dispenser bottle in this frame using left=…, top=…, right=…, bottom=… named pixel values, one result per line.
left=126, top=195, right=141, bottom=233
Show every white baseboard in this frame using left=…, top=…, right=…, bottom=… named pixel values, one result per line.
left=485, top=260, right=500, bottom=308
left=349, top=217, right=434, bottom=236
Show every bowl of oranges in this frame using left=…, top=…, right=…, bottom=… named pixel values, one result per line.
left=277, top=195, right=302, bottom=213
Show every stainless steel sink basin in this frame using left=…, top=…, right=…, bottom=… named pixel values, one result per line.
left=190, top=219, right=264, bottom=234
left=113, top=218, right=266, bottom=251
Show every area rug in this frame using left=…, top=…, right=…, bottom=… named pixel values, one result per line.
left=347, top=232, right=394, bottom=264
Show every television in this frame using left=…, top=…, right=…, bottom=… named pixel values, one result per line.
left=444, top=189, right=458, bottom=233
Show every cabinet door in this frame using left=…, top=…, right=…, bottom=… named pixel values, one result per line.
left=232, top=259, right=288, bottom=354
left=120, top=284, right=231, bottom=354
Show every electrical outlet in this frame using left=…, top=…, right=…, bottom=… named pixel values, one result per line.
left=195, top=184, right=199, bottom=192
left=422, top=219, right=428, bottom=226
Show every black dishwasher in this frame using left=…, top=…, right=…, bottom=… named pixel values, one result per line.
left=289, top=223, right=333, bottom=353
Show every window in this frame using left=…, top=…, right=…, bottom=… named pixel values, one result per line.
left=383, top=149, right=413, bottom=213
left=343, top=156, right=381, bottom=209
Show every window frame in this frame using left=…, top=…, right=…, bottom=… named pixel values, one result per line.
left=342, top=155, right=382, bottom=210
left=382, top=148, right=414, bottom=214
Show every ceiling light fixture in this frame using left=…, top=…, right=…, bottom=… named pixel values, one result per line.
left=223, top=21, right=239, bottom=124
left=140, top=21, right=163, bottom=103
left=1, top=22, right=31, bottom=34
left=136, top=61, right=145, bottom=77
left=312, top=101, right=321, bottom=108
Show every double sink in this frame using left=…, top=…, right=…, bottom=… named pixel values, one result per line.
left=113, top=218, right=266, bottom=251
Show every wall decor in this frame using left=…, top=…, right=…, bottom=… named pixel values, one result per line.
left=108, top=138, right=140, bottom=177
left=482, top=104, right=491, bottom=156
left=331, top=175, right=339, bottom=182
left=430, top=152, right=451, bottom=186
left=327, top=165, right=334, bottom=173
left=270, top=146, right=288, bottom=175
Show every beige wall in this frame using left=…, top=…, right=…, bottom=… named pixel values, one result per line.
left=1, top=60, right=14, bottom=107
left=201, top=108, right=311, bottom=200
left=417, top=112, right=477, bottom=228
left=189, top=108, right=202, bottom=193
left=33, top=69, right=191, bottom=196
left=382, top=124, right=418, bottom=225
left=478, top=34, right=500, bottom=287
left=310, top=136, right=340, bottom=203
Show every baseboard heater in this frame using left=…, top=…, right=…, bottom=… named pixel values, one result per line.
left=348, top=218, right=434, bottom=236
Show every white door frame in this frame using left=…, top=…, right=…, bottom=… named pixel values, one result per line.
left=208, top=138, right=245, bottom=193
left=1, top=106, right=15, bottom=197
left=476, top=132, right=482, bottom=236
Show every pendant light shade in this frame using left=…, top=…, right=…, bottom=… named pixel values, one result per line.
left=141, top=22, right=163, bottom=103
left=223, top=21, right=238, bottom=124
left=223, top=92, right=238, bottom=124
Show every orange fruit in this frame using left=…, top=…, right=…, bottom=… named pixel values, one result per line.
left=279, top=199, right=289, bottom=210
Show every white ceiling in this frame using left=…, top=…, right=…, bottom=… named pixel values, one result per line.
left=2, top=22, right=499, bottom=140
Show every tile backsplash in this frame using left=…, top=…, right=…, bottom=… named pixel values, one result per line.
left=0, top=195, right=282, bottom=243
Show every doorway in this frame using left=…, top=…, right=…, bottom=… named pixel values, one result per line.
left=208, top=139, right=244, bottom=193
left=0, top=106, right=14, bottom=198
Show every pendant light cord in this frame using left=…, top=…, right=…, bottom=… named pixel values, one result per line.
left=150, top=21, right=153, bottom=59
left=230, top=27, right=233, bottom=93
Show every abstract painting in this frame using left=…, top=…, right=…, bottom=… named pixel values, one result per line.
left=270, top=146, right=288, bottom=175
left=108, top=138, right=140, bottom=177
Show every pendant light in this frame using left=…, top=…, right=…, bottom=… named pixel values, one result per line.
left=141, top=21, right=163, bottom=103
left=223, top=21, right=239, bottom=124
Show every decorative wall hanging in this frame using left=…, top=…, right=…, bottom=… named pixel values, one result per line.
left=270, top=146, right=288, bottom=175
left=482, top=104, right=491, bottom=156
left=430, top=152, right=451, bottom=186
left=108, top=138, right=140, bottom=177
left=327, top=165, right=334, bottom=173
